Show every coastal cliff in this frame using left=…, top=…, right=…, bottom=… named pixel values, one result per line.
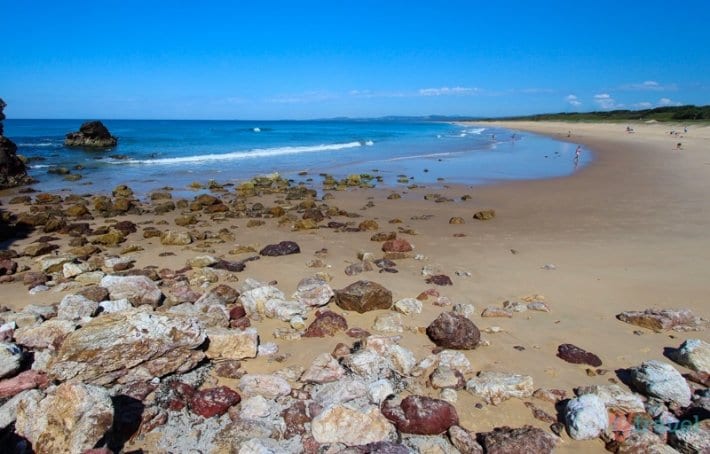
left=0, top=98, right=32, bottom=189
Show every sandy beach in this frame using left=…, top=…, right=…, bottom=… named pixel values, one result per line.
left=1, top=121, right=708, bottom=453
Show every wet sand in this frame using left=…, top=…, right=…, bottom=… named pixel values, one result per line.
left=1, top=121, right=708, bottom=452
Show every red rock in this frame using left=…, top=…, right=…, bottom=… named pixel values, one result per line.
left=479, top=426, right=557, bottom=454
left=189, top=386, right=241, bottom=418
left=0, top=370, right=49, bottom=398
left=23, top=271, right=48, bottom=288
left=229, top=304, right=247, bottom=320
left=557, top=343, right=603, bottom=367
left=425, top=274, right=453, bottom=286
left=282, top=400, right=311, bottom=438
left=83, top=449, right=113, bottom=454
left=382, top=239, right=413, bottom=253
left=230, top=317, right=251, bottom=329
left=426, top=312, right=480, bottom=350
left=381, top=395, right=459, bottom=435
left=345, top=327, right=371, bottom=338
left=303, top=309, right=348, bottom=337
left=78, top=285, right=110, bottom=302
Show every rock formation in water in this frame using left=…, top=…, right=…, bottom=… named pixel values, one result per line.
left=64, top=120, right=118, bottom=148
left=0, top=98, right=33, bottom=188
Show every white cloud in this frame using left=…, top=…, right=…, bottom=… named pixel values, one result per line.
left=594, top=93, right=621, bottom=109
left=418, top=86, right=478, bottom=96
left=633, top=101, right=653, bottom=109
left=565, top=94, right=582, bottom=107
left=658, top=97, right=682, bottom=106
left=621, top=80, right=677, bottom=91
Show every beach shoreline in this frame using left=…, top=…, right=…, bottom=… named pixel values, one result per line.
left=1, top=121, right=708, bottom=453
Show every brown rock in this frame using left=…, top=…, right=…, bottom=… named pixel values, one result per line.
left=382, top=238, right=413, bottom=253
left=616, top=308, right=706, bottom=332
left=381, top=395, right=459, bottom=435
left=335, top=280, right=393, bottom=313
left=358, top=220, right=379, bottom=231
left=449, top=217, right=465, bottom=225
left=371, top=232, right=397, bottom=241
left=473, top=209, right=496, bottom=220
left=557, top=343, right=603, bottom=367
left=426, top=312, right=480, bottom=350
left=259, top=240, right=301, bottom=256
left=425, top=274, right=453, bottom=286
left=303, top=309, right=348, bottom=337
left=282, top=400, right=311, bottom=439
left=78, top=285, right=110, bottom=302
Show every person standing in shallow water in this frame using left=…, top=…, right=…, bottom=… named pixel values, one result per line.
left=574, top=145, right=582, bottom=169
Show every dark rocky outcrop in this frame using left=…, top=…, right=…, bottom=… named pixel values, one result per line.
left=0, top=98, right=33, bottom=188
left=64, top=120, right=118, bottom=148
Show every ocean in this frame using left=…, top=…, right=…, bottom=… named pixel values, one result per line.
left=4, top=119, right=589, bottom=196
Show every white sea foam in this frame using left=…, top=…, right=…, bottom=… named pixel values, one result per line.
left=110, top=141, right=370, bottom=165
left=253, top=127, right=261, bottom=132
left=465, top=127, right=486, bottom=135
left=17, top=142, right=59, bottom=147
left=30, top=164, right=51, bottom=169
left=384, top=152, right=457, bottom=162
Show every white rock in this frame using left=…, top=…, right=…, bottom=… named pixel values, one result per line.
left=205, top=327, right=258, bottom=360
left=387, top=344, right=417, bottom=376
left=575, top=384, right=646, bottom=413
left=668, top=339, right=710, bottom=373
left=431, top=366, right=463, bottom=389
left=629, top=360, right=691, bottom=407
left=437, top=350, right=473, bottom=375
left=311, top=377, right=369, bottom=408
left=62, top=261, right=92, bottom=279
left=372, top=312, right=404, bottom=334
left=394, top=298, right=423, bottom=315
left=311, top=403, right=396, bottom=445
left=0, top=342, right=23, bottom=378
left=344, top=350, right=392, bottom=379
left=466, top=371, right=534, bottom=405
left=239, top=284, right=285, bottom=317
left=38, top=255, right=73, bottom=273
left=263, top=298, right=307, bottom=322
left=292, top=277, right=334, bottom=307
left=452, top=303, right=476, bottom=320
left=301, top=353, right=345, bottom=384
left=565, top=394, right=609, bottom=440
left=440, top=388, right=458, bottom=403
left=258, top=342, right=279, bottom=357
left=31, top=349, right=54, bottom=373
left=403, top=434, right=459, bottom=453
left=98, top=298, right=132, bottom=314
left=368, top=379, right=395, bottom=404
left=0, top=389, right=43, bottom=430
left=57, top=294, right=98, bottom=321
left=503, top=300, right=528, bottom=312
left=100, top=274, right=163, bottom=307
left=239, top=374, right=291, bottom=399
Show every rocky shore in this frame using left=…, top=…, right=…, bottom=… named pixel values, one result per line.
left=0, top=98, right=32, bottom=189
left=0, top=153, right=708, bottom=454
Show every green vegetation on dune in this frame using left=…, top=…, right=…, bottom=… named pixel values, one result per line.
left=479, top=105, right=710, bottom=122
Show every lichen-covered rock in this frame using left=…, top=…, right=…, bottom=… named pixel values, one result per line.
left=466, top=371, right=534, bottom=405
left=564, top=394, right=609, bottom=440
left=15, top=382, right=113, bottom=454
left=478, top=425, right=557, bottom=454
left=426, top=312, right=480, bottom=350
left=629, top=360, right=691, bottom=407
left=100, top=274, right=163, bottom=307
left=668, top=338, right=710, bottom=373
left=335, top=280, right=393, bottom=313
left=381, top=395, right=459, bottom=435
left=311, top=403, right=396, bottom=445
left=49, top=308, right=205, bottom=385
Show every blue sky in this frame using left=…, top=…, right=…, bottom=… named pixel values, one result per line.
left=1, top=0, right=708, bottom=119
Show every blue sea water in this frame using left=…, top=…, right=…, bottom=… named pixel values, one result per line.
left=4, top=119, right=589, bottom=196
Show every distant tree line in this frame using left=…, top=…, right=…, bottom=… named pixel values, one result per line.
left=480, top=105, right=710, bottom=122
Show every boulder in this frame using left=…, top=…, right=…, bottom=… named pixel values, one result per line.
left=381, top=395, right=459, bottom=435
left=628, top=360, right=691, bottom=407
left=64, top=121, right=117, bottom=148
left=574, top=384, right=646, bottom=413
left=335, top=280, right=393, bottom=313
left=15, top=382, right=113, bottom=454
left=426, top=312, right=480, bottom=350
left=478, top=425, right=557, bottom=454
left=564, top=394, right=609, bottom=440
left=49, top=308, right=205, bottom=385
